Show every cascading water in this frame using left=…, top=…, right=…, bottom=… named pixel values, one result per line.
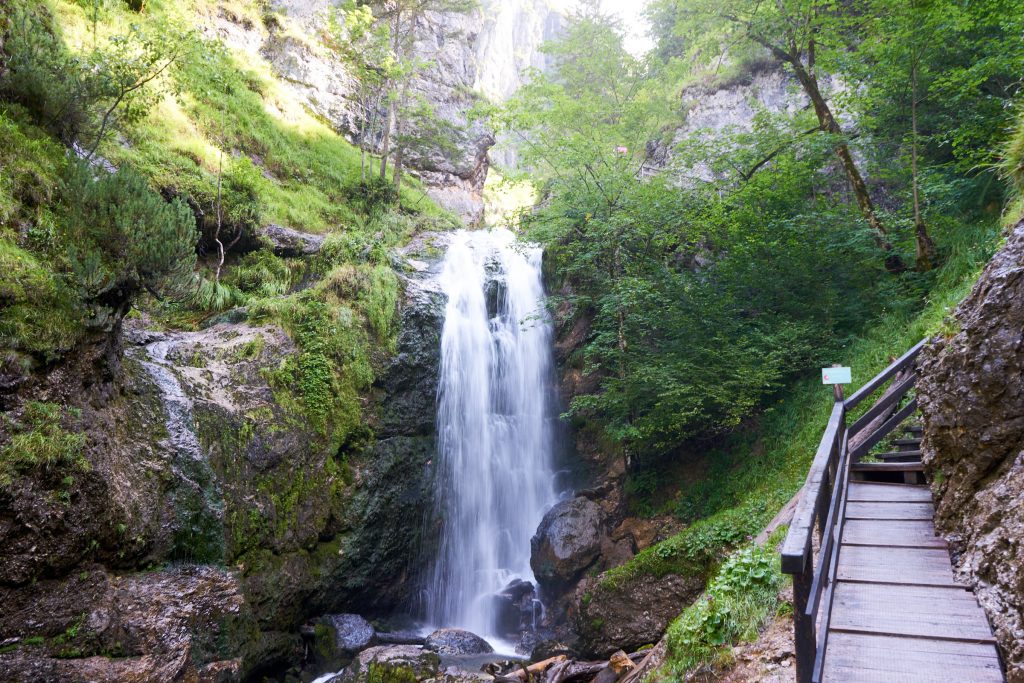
left=424, top=228, right=559, bottom=642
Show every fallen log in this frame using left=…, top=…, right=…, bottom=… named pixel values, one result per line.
left=500, top=655, right=568, bottom=682
left=543, top=651, right=651, bottom=683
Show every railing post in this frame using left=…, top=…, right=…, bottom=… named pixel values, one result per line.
left=792, top=552, right=815, bottom=683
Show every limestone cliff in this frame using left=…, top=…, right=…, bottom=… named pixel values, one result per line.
left=917, top=218, right=1024, bottom=682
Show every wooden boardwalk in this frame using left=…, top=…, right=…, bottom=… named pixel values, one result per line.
left=781, top=340, right=1005, bottom=683
left=821, top=482, right=1002, bottom=682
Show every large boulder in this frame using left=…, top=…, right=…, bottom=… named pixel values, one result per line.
left=489, top=579, right=540, bottom=637
left=423, top=628, right=494, bottom=656
left=531, top=497, right=603, bottom=588
left=572, top=572, right=705, bottom=658
left=917, top=218, right=1024, bottom=681
left=317, top=614, right=375, bottom=656
left=262, top=223, right=325, bottom=257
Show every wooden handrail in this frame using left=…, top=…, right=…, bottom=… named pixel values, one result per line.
left=843, top=338, right=927, bottom=410
left=781, top=339, right=928, bottom=683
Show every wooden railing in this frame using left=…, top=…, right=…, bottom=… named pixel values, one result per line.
left=780, top=338, right=928, bottom=683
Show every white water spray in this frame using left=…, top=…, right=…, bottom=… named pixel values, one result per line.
left=424, top=228, right=559, bottom=639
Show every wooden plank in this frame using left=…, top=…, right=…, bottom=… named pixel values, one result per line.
left=844, top=501, right=933, bottom=520
left=822, top=632, right=1003, bottom=683
left=828, top=582, right=995, bottom=642
left=841, top=519, right=945, bottom=548
left=847, top=482, right=931, bottom=502
left=850, top=398, right=919, bottom=459
left=851, top=461, right=924, bottom=472
left=836, top=546, right=958, bottom=586
left=844, top=338, right=927, bottom=410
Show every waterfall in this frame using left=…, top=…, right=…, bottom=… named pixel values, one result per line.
left=424, top=228, right=559, bottom=640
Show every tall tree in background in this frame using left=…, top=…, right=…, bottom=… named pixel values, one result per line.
left=374, top=0, right=475, bottom=192
left=836, top=0, right=1024, bottom=267
left=836, top=0, right=939, bottom=270
left=669, top=0, right=905, bottom=272
left=324, top=2, right=397, bottom=182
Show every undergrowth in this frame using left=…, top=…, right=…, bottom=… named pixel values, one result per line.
left=659, top=541, right=786, bottom=678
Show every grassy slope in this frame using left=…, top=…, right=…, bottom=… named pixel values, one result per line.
left=48, top=0, right=454, bottom=232
left=1, top=0, right=456, bottom=461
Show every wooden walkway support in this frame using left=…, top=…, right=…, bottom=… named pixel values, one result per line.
left=781, top=340, right=1005, bottom=682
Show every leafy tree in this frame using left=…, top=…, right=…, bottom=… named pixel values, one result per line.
left=0, top=2, right=189, bottom=157
left=373, top=0, right=477, bottom=192
left=654, top=0, right=906, bottom=272
left=502, top=10, right=882, bottom=459
left=61, top=163, right=198, bottom=330
left=323, top=2, right=398, bottom=182
left=833, top=0, right=1024, bottom=265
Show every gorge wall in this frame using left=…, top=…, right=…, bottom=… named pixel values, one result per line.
left=232, top=0, right=563, bottom=224
left=0, top=236, right=448, bottom=680
left=918, top=218, right=1024, bottom=682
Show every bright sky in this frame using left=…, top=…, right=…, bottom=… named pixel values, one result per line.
left=598, top=0, right=654, bottom=57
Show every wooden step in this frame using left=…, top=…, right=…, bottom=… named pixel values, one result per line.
left=845, top=501, right=933, bottom=521
left=894, top=438, right=922, bottom=445
left=822, top=632, right=1003, bottom=683
left=852, top=461, right=924, bottom=473
left=905, top=425, right=923, bottom=433
left=873, top=450, right=923, bottom=461
left=829, top=582, right=995, bottom=643
left=836, top=546, right=955, bottom=586
left=842, top=519, right=946, bottom=548
left=847, top=482, right=931, bottom=502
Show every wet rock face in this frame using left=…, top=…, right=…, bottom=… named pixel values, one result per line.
left=531, top=496, right=604, bottom=589
left=0, top=565, right=254, bottom=682
left=423, top=628, right=494, bottom=656
left=917, top=218, right=1024, bottom=681
left=0, top=255, right=447, bottom=678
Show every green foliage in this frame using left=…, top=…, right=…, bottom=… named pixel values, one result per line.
left=501, top=3, right=1013, bottom=460
left=661, top=544, right=784, bottom=676
left=226, top=250, right=300, bottom=298
left=602, top=216, right=999, bottom=594
left=1, top=401, right=88, bottom=486
left=367, top=662, right=419, bottom=683
left=250, top=238, right=400, bottom=447
left=0, top=0, right=187, bottom=152
left=61, top=162, right=198, bottom=326
left=188, top=276, right=245, bottom=312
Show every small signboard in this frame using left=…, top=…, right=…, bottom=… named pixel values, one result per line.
left=822, top=366, right=852, bottom=385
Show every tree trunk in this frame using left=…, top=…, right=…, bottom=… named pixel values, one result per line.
left=392, top=90, right=408, bottom=195
left=788, top=60, right=905, bottom=273
left=379, top=97, right=393, bottom=180
left=910, top=38, right=936, bottom=271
